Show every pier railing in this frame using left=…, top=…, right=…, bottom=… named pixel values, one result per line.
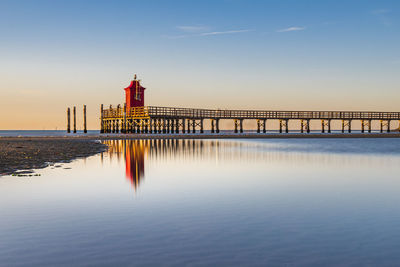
left=102, top=106, right=400, bottom=120
left=146, top=106, right=400, bottom=120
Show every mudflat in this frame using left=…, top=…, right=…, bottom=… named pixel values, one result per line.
left=0, top=138, right=107, bottom=176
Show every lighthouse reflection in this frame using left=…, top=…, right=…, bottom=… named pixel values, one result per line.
left=102, top=140, right=148, bottom=190
left=101, top=138, right=396, bottom=192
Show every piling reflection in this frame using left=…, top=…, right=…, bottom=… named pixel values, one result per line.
left=101, top=139, right=400, bottom=190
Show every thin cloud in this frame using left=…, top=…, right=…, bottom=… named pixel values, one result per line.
left=176, top=25, right=208, bottom=32
left=164, top=29, right=253, bottom=39
left=198, top=29, right=253, bottom=36
left=277, top=26, right=305, bottom=33
left=372, top=8, right=392, bottom=26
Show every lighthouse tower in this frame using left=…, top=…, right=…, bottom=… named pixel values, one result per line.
left=124, top=74, right=146, bottom=110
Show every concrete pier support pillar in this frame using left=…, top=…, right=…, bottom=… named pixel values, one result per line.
left=163, top=119, right=167, bottom=133
left=328, top=120, right=331, bottom=133
left=148, top=119, right=152, bottom=134
left=257, top=119, right=261, bottom=133
left=154, top=119, right=157, bottom=133
left=67, top=108, right=71, bottom=133
left=122, top=104, right=126, bottom=134
left=285, top=119, right=289, bottom=133
left=192, top=119, right=196, bottom=133
left=263, top=119, right=266, bottom=133
left=234, top=119, right=238, bottom=133
left=167, top=120, right=170, bottom=133
left=73, top=106, right=77, bottom=133
left=200, top=119, right=204, bottom=133
left=211, top=119, right=215, bottom=133
left=131, top=120, right=135, bottom=133
left=170, top=119, right=175, bottom=134
left=342, top=120, right=345, bottom=133
left=145, top=119, right=149, bottom=133
left=239, top=119, right=243, bottom=133
left=127, top=119, right=131, bottom=133
left=216, top=119, right=220, bottom=133
left=306, top=120, right=310, bottom=133
left=300, top=120, right=304, bottom=133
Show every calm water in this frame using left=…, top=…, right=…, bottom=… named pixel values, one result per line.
left=1, top=138, right=400, bottom=266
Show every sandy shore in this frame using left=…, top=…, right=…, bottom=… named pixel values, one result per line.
left=0, top=138, right=107, bottom=176
left=2, top=133, right=400, bottom=176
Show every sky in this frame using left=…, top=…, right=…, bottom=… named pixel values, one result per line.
left=0, top=0, right=399, bottom=130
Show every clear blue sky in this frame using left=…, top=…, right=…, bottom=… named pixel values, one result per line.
left=0, top=0, right=399, bottom=129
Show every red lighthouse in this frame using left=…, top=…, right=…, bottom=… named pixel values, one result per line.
left=124, top=74, right=146, bottom=110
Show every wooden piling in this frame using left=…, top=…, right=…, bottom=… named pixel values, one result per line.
left=100, top=104, right=104, bottom=133
left=73, top=106, right=76, bottom=133
left=67, top=108, right=71, bottom=133
left=83, top=105, right=87, bottom=133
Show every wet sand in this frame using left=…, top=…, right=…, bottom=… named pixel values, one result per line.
left=1, top=133, right=400, bottom=176
left=0, top=138, right=107, bottom=176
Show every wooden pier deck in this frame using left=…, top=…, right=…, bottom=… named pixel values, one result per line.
left=100, top=105, right=400, bottom=134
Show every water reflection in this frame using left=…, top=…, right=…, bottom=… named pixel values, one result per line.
left=102, top=139, right=400, bottom=191
left=103, top=140, right=147, bottom=190
left=3, top=138, right=400, bottom=266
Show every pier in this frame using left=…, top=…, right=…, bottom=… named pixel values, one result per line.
left=101, top=106, right=400, bottom=134
left=98, top=75, right=399, bottom=135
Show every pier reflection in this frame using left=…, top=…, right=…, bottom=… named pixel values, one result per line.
left=102, top=139, right=400, bottom=190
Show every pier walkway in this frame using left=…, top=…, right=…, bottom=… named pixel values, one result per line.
left=100, top=106, right=400, bottom=134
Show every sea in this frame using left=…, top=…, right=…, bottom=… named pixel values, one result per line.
left=1, top=136, right=400, bottom=265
